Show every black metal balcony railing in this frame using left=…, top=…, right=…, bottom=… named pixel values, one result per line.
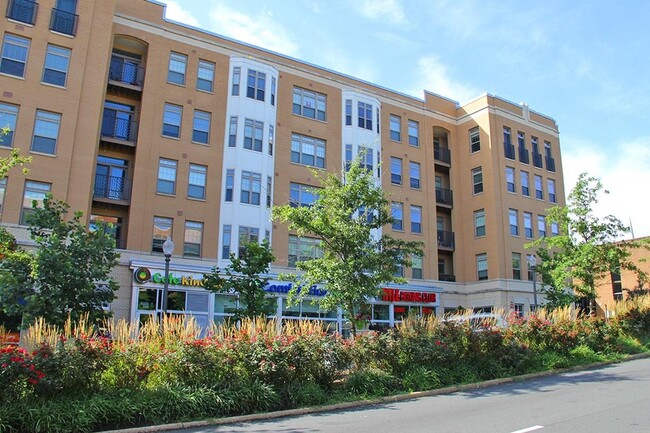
left=504, top=142, right=515, bottom=159
left=533, top=152, right=543, bottom=168
left=435, top=187, right=453, bottom=206
left=109, top=56, right=144, bottom=87
left=434, top=145, right=451, bottom=164
left=518, top=147, right=530, bottom=164
left=6, top=0, right=38, bottom=24
left=93, top=174, right=132, bottom=202
left=439, top=273, right=456, bottom=282
left=437, top=230, right=455, bottom=250
left=49, top=7, right=78, bottom=36
left=546, top=156, right=556, bottom=172
left=101, top=112, right=138, bottom=143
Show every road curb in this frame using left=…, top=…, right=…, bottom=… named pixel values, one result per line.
left=98, top=352, right=650, bottom=433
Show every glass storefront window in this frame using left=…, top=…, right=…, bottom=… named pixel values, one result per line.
left=138, top=289, right=157, bottom=310
left=214, top=294, right=238, bottom=314
left=167, top=290, right=186, bottom=311
left=372, top=304, right=389, bottom=321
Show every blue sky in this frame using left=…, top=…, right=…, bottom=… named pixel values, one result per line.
left=159, top=0, right=650, bottom=239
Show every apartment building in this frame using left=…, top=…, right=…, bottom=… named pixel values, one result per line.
left=0, top=0, right=565, bottom=330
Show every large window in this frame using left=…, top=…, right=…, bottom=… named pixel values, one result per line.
left=243, top=118, right=263, bottom=152
left=42, top=44, right=71, bottom=87
left=409, top=161, right=420, bottom=189
left=408, top=120, right=419, bottom=146
left=221, top=225, right=232, bottom=259
left=290, top=182, right=319, bottom=207
left=291, top=133, right=325, bottom=168
left=231, top=67, right=241, bottom=96
left=551, top=221, right=559, bottom=237
left=390, top=157, right=402, bottom=185
left=411, top=255, right=423, bottom=279
left=152, top=216, right=172, bottom=253
left=506, top=166, right=515, bottom=193
left=0, top=34, right=29, bottom=78
left=345, top=99, right=352, bottom=126
left=0, top=102, right=18, bottom=147
left=548, top=179, right=557, bottom=203
left=288, top=235, right=323, bottom=267
left=389, top=114, right=401, bottom=141
left=31, top=110, right=61, bottom=155
left=224, top=169, right=234, bottom=202
left=474, top=209, right=486, bottom=237
left=538, top=215, right=546, bottom=238
left=183, top=221, right=203, bottom=257
left=7, top=0, right=38, bottom=24
left=240, top=171, right=261, bottom=205
left=156, top=158, right=177, bottom=195
left=192, top=110, right=210, bottom=144
left=477, top=253, right=488, bottom=280
left=246, top=69, right=266, bottom=101
left=358, top=101, right=373, bottom=130
left=391, top=202, right=403, bottom=231
left=197, top=59, right=215, bottom=92
left=228, top=116, right=237, bottom=147
left=469, top=127, right=480, bottom=153
left=503, top=126, right=511, bottom=144
left=50, top=0, right=78, bottom=36
left=162, top=103, right=182, bottom=138
left=21, top=180, right=51, bottom=224
left=167, top=52, right=187, bottom=85
left=509, top=209, right=519, bottom=236
left=521, top=171, right=530, bottom=196
left=411, top=205, right=422, bottom=234
left=292, top=87, right=326, bottom=121
left=188, top=163, right=206, bottom=200
left=535, top=175, right=544, bottom=199
left=512, top=253, right=522, bottom=280
left=523, top=212, right=533, bottom=238
left=472, top=167, right=483, bottom=194
left=238, top=226, right=259, bottom=256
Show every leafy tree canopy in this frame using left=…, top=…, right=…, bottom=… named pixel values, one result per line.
left=0, top=147, right=30, bottom=180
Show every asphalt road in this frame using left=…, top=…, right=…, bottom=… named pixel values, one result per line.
left=163, top=357, right=650, bottom=433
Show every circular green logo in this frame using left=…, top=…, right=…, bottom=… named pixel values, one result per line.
left=134, top=267, right=151, bottom=284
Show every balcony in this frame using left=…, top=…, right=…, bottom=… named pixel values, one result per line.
left=437, top=230, right=455, bottom=250
left=435, top=187, right=453, bottom=207
left=546, top=156, right=556, bottom=172
left=439, top=273, right=456, bottom=282
left=434, top=146, right=451, bottom=165
left=101, top=112, right=138, bottom=146
left=49, top=7, right=78, bottom=36
left=518, top=147, right=530, bottom=164
left=504, top=142, right=515, bottom=159
left=108, top=55, right=144, bottom=90
left=93, top=174, right=131, bottom=204
left=533, top=152, right=543, bottom=168
left=6, top=0, right=37, bottom=24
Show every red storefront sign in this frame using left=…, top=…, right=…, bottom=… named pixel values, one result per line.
left=382, top=288, right=437, bottom=303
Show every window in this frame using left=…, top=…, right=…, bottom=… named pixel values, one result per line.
left=477, top=253, right=488, bottom=280
left=221, top=225, right=232, bottom=259
left=238, top=226, right=259, bottom=256
left=162, top=103, right=182, bottom=138
left=268, top=125, right=274, bottom=156
left=411, top=205, right=422, bottom=233
left=527, top=254, right=535, bottom=281
left=0, top=34, right=30, bottom=78
left=503, top=127, right=511, bottom=144
left=231, top=66, right=241, bottom=96
left=509, top=209, right=519, bottom=236
left=192, top=110, right=210, bottom=144
left=512, top=253, right=522, bottom=280
left=288, top=235, right=323, bottom=267
left=548, top=179, right=556, bottom=203
left=271, top=77, right=276, bottom=106
left=31, top=110, right=61, bottom=154
left=408, top=120, right=419, bottom=146
left=7, top=0, right=38, bottom=24
left=359, top=146, right=373, bottom=171
left=291, top=133, right=325, bottom=168
left=157, top=158, right=177, bottom=195
left=391, top=202, right=403, bottom=231
left=535, top=175, right=544, bottom=199
left=474, top=209, right=486, bottom=237
left=545, top=141, right=555, bottom=171
left=42, top=44, right=71, bottom=87
left=409, top=161, right=420, bottom=189
left=344, top=144, right=353, bottom=171
left=389, top=114, right=401, bottom=141
left=523, top=212, right=533, bottom=238
left=521, top=171, right=530, bottom=196
left=290, top=182, right=319, bottom=207
left=345, top=99, right=352, bottom=126
left=197, top=60, right=215, bottom=92
left=228, top=116, right=237, bottom=147
left=152, top=216, right=172, bottom=253
left=472, top=167, right=483, bottom=194
left=292, top=87, right=326, bottom=121
left=224, top=169, right=234, bottom=202
left=246, top=69, right=266, bottom=101
left=506, top=166, right=515, bottom=193
left=390, top=157, right=402, bottom=185
left=240, top=171, right=261, bottom=205
left=412, top=255, right=423, bottom=279
left=183, top=221, right=203, bottom=257
left=517, top=131, right=525, bottom=149
left=243, top=118, right=263, bottom=152
left=266, top=176, right=272, bottom=207
left=102, top=101, right=135, bottom=141
left=538, top=215, right=546, bottom=238
left=0, top=102, right=18, bottom=147
left=358, top=101, right=372, bottom=130
left=188, top=164, right=207, bottom=200
left=50, top=0, right=78, bottom=36
left=0, top=178, right=5, bottom=215
left=21, top=180, right=51, bottom=224
left=551, top=221, right=559, bottom=237
left=469, top=127, right=480, bottom=152
left=167, top=52, right=187, bottom=85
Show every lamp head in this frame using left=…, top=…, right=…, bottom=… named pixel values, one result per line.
left=162, top=238, right=175, bottom=256
left=528, top=255, right=537, bottom=267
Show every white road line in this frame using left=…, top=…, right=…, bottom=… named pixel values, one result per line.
left=510, top=426, right=544, bottom=433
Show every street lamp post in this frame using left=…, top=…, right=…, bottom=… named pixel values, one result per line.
left=161, top=238, right=174, bottom=321
left=528, top=255, right=538, bottom=312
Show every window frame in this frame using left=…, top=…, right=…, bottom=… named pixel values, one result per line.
left=167, top=52, right=187, bottom=85
left=290, top=182, right=319, bottom=207
left=469, top=126, right=480, bottom=153
left=477, top=253, right=488, bottom=281
left=31, top=109, right=61, bottom=155
left=474, top=209, right=486, bottom=237
left=409, top=161, right=421, bottom=189
left=196, top=59, right=215, bottom=92
left=410, top=204, right=422, bottom=234
left=537, top=215, right=546, bottom=238
left=291, top=133, right=326, bottom=168
left=292, top=87, right=327, bottom=121
left=391, top=202, right=403, bottom=231
left=0, top=102, right=19, bottom=147
left=183, top=220, right=203, bottom=257
left=523, top=212, right=533, bottom=238
left=512, top=252, right=522, bottom=280
left=21, top=180, right=51, bottom=225
left=548, top=179, right=557, bottom=203
left=390, top=157, right=402, bottom=185
left=224, top=169, right=234, bottom=202
left=152, top=216, right=173, bottom=253
left=506, top=166, right=515, bottom=193
left=472, top=167, right=483, bottom=194
left=243, top=118, right=264, bottom=152
left=187, top=163, right=207, bottom=200
left=521, top=170, right=530, bottom=196
left=191, top=109, right=211, bottom=144
left=162, top=103, right=182, bottom=139
left=42, top=44, right=71, bottom=87
left=0, top=34, right=30, bottom=78
left=240, top=171, right=262, bottom=205
left=389, top=114, right=401, bottom=141
left=156, top=158, right=177, bottom=195
left=288, top=234, right=323, bottom=267
left=357, top=101, right=373, bottom=130
left=408, top=120, right=419, bottom=146
left=509, top=208, right=519, bottom=236
left=534, top=174, right=544, bottom=200
left=246, top=69, right=266, bottom=102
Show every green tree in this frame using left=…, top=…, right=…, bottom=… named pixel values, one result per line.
left=0, top=148, right=30, bottom=180
left=272, top=156, right=424, bottom=336
left=203, top=239, right=276, bottom=319
left=528, top=173, right=648, bottom=311
left=0, top=195, right=119, bottom=327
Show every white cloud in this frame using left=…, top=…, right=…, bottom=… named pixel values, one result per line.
left=407, top=55, right=478, bottom=103
left=205, top=5, right=299, bottom=57
left=562, top=136, right=650, bottom=239
left=162, top=1, right=200, bottom=27
left=353, top=0, right=408, bottom=25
